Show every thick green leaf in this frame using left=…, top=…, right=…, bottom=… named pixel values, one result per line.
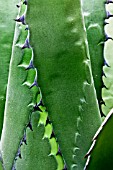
left=85, top=108, right=113, bottom=170
left=0, top=0, right=19, bottom=138
left=27, top=0, right=101, bottom=169
left=102, top=3, right=113, bottom=115
left=83, top=3, right=113, bottom=169
left=15, top=111, right=57, bottom=170
left=82, top=0, right=106, bottom=116
left=1, top=3, right=56, bottom=170
left=1, top=26, right=32, bottom=170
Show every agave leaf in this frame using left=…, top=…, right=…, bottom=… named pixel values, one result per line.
left=81, top=0, right=106, bottom=116
left=1, top=3, right=56, bottom=170
left=0, top=0, right=19, bottom=138
left=15, top=111, right=57, bottom=170
left=102, top=3, right=113, bottom=115
left=1, top=26, right=32, bottom=170
left=27, top=0, right=101, bottom=169
left=85, top=108, right=113, bottom=170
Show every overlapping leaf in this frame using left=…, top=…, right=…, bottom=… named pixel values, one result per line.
left=102, top=3, right=113, bottom=115
left=15, top=111, right=57, bottom=170
left=0, top=0, right=19, bottom=138
left=27, top=0, right=101, bottom=169
left=84, top=2, right=113, bottom=169
left=85, top=109, right=113, bottom=170
left=82, top=0, right=106, bottom=116
left=1, top=2, right=56, bottom=170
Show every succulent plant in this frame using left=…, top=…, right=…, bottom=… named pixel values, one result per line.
left=0, top=0, right=113, bottom=170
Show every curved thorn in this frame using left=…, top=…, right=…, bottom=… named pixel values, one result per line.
left=14, top=15, right=26, bottom=25
left=22, top=38, right=30, bottom=49
left=102, top=83, right=108, bottom=89
left=25, top=60, right=34, bottom=70
left=106, top=11, right=113, bottom=19
left=37, top=99, right=44, bottom=107
left=104, top=20, right=109, bottom=25
left=56, top=147, right=62, bottom=156
left=100, top=99, right=106, bottom=106
left=102, top=71, right=107, bottom=77
left=104, top=59, right=110, bottom=67
left=16, top=148, right=22, bottom=159
left=46, top=117, right=51, bottom=125
left=22, top=132, right=27, bottom=145
left=105, top=33, right=113, bottom=41
left=100, top=109, right=106, bottom=117
left=23, top=0, right=28, bottom=5
left=50, top=130, right=55, bottom=139
left=25, top=25, right=29, bottom=30
left=29, top=79, right=38, bottom=89
left=33, top=103, right=42, bottom=112
left=26, top=121, right=33, bottom=131
left=16, top=4, right=20, bottom=8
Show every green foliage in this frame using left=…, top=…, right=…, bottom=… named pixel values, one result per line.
left=1, top=2, right=62, bottom=170
left=82, top=0, right=106, bottom=115
left=84, top=3, right=113, bottom=169
left=85, top=109, right=113, bottom=170
left=102, top=3, right=113, bottom=115
left=0, top=0, right=19, bottom=138
left=15, top=112, right=57, bottom=170
left=1, top=0, right=113, bottom=170
left=27, top=0, right=101, bottom=169
left=1, top=26, right=32, bottom=169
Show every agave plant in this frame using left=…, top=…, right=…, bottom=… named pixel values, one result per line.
left=0, top=0, right=113, bottom=169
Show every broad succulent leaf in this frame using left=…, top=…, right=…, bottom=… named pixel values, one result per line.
left=27, top=0, right=101, bottom=169
left=84, top=108, right=113, bottom=170
left=1, top=27, right=32, bottom=169
left=82, top=0, right=106, bottom=116
left=0, top=0, right=19, bottom=138
left=1, top=0, right=109, bottom=170
left=1, top=2, right=57, bottom=170
left=84, top=2, right=113, bottom=169
left=15, top=112, right=57, bottom=170
left=102, top=2, right=113, bottom=116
